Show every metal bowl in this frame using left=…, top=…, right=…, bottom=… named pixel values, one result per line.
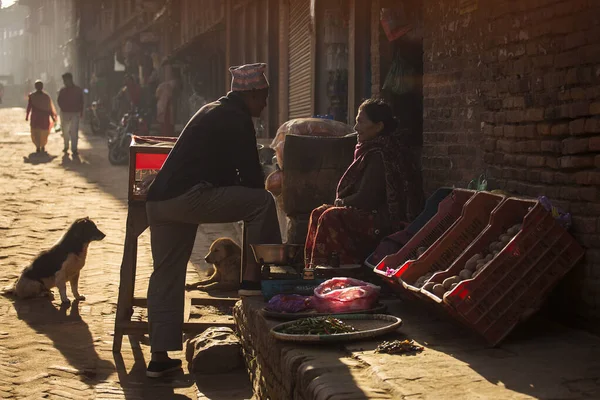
left=250, top=244, right=304, bottom=265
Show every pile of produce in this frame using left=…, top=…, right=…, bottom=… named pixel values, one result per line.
left=266, top=294, right=312, bottom=313
left=279, top=317, right=356, bottom=335
left=312, top=277, right=380, bottom=313
left=418, top=223, right=522, bottom=299
left=375, top=340, right=424, bottom=355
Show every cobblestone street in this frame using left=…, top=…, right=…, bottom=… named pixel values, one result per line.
left=0, top=107, right=249, bottom=399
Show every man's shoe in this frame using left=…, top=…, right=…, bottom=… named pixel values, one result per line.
left=238, top=280, right=262, bottom=297
left=146, top=359, right=182, bottom=378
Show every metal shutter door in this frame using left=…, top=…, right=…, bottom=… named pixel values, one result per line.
left=288, top=0, right=312, bottom=119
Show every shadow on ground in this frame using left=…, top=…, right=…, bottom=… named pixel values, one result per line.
left=23, top=151, right=57, bottom=164
left=12, top=297, right=113, bottom=382
left=346, top=299, right=600, bottom=399
left=113, top=336, right=197, bottom=400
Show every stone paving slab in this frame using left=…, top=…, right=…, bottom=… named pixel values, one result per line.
left=0, top=108, right=251, bottom=399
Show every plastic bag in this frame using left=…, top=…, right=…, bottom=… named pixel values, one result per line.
left=266, top=294, right=312, bottom=313
left=270, top=118, right=354, bottom=169
left=312, top=278, right=380, bottom=313
left=538, top=196, right=572, bottom=230
left=265, top=170, right=283, bottom=196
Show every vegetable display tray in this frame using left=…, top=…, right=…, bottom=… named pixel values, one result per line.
left=373, top=188, right=475, bottom=282
left=270, top=314, right=402, bottom=343
left=441, top=199, right=585, bottom=346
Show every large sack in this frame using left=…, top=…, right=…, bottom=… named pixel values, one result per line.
left=270, top=118, right=354, bottom=169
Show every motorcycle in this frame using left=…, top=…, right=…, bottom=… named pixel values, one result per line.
left=89, top=99, right=111, bottom=136
left=107, top=108, right=149, bottom=165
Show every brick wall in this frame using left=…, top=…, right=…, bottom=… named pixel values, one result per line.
left=423, top=0, right=600, bottom=321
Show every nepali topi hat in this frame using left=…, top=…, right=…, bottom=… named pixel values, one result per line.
left=229, top=63, right=269, bottom=92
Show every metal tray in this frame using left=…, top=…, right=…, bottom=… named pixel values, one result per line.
left=270, top=314, right=402, bottom=343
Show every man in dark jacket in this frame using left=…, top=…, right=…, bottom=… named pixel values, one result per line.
left=144, top=63, right=281, bottom=378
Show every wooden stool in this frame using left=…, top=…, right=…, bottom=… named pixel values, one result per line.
left=112, top=141, right=240, bottom=353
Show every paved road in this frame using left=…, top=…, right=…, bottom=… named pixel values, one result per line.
left=0, top=108, right=248, bottom=399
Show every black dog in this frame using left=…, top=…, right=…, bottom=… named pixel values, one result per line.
left=3, top=217, right=105, bottom=305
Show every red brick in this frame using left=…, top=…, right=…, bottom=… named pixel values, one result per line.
left=507, top=110, right=524, bottom=123
left=575, top=235, right=600, bottom=249
left=591, top=103, right=600, bottom=115
left=527, top=155, right=546, bottom=167
left=538, top=123, right=551, bottom=136
left=580, top=44, right=600, bottom=64
left=560, top=186, right=599, bottom=202
left=541, top=140, right=561, bottom=153
left=565, top=31, right=586, bottom=50
left=575, top=171, right=600, bottom=186
left=516, top=125, right=537, bottom=138
left=560, top=156, right=595, bottom=169
left=570, top=102, right=591, bottom=118
left=596, top=155, right=600, bottom=168
left=497, top=140, right=512, bottom=153
left=589, top=137, right=600, bottom=151
left=483, top=138, right=496, bottom=152
left=546, top=156, right=559, bottom=169
left=572, top=216, right=599, bottom=234
left=586, top=119, right=600, bottom=134
left=504, top=125, right=516, bottom=138
left=562, top=138, right=589, bottom=154
left=570, top=119, right=586, bottom=135
left=552, top=123, right=570, bottom=136
left=571, top=88, right=587, bottom=100
left=540, top=171, right=555, bottom=183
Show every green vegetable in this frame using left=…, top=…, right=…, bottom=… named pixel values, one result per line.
left=280, top=317, right=356, bottom=335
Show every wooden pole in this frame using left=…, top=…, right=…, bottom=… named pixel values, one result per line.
left=225, top=0, right=232, bottom=90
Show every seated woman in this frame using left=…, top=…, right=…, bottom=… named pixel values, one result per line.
left=304, top=98, right=424, bottom=268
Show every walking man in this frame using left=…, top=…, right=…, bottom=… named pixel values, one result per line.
left=144, top=63, right=281, bottom=378
left=57, top=73, right=84, bottom=156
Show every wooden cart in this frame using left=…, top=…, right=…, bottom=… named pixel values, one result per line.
left=112, top=137, right=240, bottom=353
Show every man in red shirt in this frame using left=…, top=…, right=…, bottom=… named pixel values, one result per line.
left=57, top=73, right=84, bottom=156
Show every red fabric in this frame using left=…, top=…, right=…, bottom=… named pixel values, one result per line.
left=304, top=205, right=379, bottom=268
left=337, top=135, right=417, bottom=232
left=57, top=85, right=84, bottom=113
left=26, top=94, right=55, bottom=130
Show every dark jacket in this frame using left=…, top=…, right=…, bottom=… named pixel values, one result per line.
left=147, top=92, right=264, bottom=201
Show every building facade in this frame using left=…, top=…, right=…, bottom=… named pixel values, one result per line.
left=0, top=3, right=28, bottom=85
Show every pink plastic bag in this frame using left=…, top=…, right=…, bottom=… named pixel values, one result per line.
left=312, top=278, right=381, bottom=314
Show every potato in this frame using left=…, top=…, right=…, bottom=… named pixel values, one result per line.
left=432, top=284, right=446, bottom=298
left=423, top=282, right=436, bottom=292
left=416, top=247, right=427, bottom=257
left=472, top=269, right=481, bottom=278
left=459, top=269, right=473, bottom=280
left=468, top=253, right=483, bottom=264
left=485, top=253, right=494, bottom=262
left=415, top=276, right=426, bottom=288
left=489, top=242, right=501, bottom=252
left=499, top=234, right=512, bottom=244
left=450, top=282, right=458, bottom=290
left=507, top=224, right=522, bottom=236
left=476, top=260, right=487, bottom=270
left=465, top=259, right=478, bottom=272
left=443, top=276, right=461, bottom=290
left=493, top=250, right=499, bottom=256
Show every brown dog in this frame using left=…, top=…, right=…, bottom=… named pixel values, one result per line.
left=186, top=238, right=241, bottom=292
